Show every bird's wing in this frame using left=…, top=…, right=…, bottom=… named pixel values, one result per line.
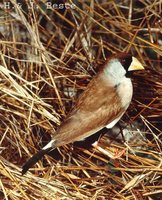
left=54, top=75, right=124, bottom=146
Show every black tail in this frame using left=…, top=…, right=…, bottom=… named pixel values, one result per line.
left=22, top=147, right=52, bottom=175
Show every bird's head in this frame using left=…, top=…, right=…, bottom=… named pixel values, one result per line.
left=103, top=53, right=144, bottom=84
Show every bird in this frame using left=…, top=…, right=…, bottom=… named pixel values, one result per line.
left=22, top=53, right=144, bottom=175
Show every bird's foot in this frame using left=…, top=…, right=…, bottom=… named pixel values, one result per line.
left=92, top=141, right=125, bottom=159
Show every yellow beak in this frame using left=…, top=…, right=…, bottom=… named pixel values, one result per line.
left=128, top=57, right=144, bottom=71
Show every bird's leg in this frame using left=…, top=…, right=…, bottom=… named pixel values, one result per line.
left=118, top=122, right=126, bottom=143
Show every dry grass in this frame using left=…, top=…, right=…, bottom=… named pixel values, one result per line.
left=0, top=0, right=162, bottom=199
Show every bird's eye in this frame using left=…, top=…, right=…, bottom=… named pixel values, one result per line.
left=122, top=59, right=126, bottom=63
left=120, top=56, right=132, bottom=71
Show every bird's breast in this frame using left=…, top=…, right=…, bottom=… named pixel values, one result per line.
left=116, top=77, right=133, bottom=109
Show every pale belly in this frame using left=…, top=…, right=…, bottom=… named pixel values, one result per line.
left=106, top=78, right=133, bottom=129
